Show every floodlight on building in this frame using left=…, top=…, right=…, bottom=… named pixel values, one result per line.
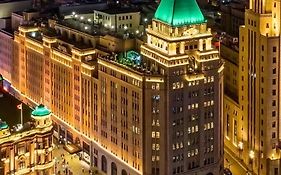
left=249, top=150, right=255, bottom=159
left=111, top=26, right=114, bottom=29
left=80, top=16, right=84, bottom=20
left=74, top=15, right=78, bottom=18
left=144, top=18, right=148, bottom=22
left=135, top=30, right=139, bottom=34
left=88, top=19, right=91, bottom=22
left=85, top=26, right=88, bottom=30
left=238, top=141, right=243, bottom=150
left=124, top=26, right=128, bottom=30
left=72, top=12, right=76, bottom=15
left=31, top=32, right=36, bottom=37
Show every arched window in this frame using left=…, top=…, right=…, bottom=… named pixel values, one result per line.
left=121, top=169, right=128, bottom=175
left=111, top=162, right=117, bottom=175
left=101, top=155, right=107, bottom=173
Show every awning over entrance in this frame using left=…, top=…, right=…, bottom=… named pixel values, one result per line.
left=63, top=144, right=81, bottom=154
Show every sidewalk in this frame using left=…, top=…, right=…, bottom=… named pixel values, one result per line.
left=53, top=144, right=102, bottom=175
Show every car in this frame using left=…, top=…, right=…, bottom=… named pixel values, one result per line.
left=224, top=168, right=232, bottom=175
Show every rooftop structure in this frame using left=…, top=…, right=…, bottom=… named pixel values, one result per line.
left=154, top=0, right=205, bottom=26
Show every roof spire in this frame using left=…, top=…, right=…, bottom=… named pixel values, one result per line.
left=154, top=0, right=205, bottom=27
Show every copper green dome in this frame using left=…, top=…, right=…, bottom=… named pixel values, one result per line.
left=32, top=104, right=51, bottom=117
left=0, top=121, right=8, bottom=130
left=154, top=0, right=206, bottom=26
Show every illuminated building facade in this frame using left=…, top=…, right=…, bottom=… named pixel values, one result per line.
left=0, top=0, right=223, bottom=174
left=0, top=104, right=54, bottom=175
left=141, top=0, right=224, bottom=174
left=224, top=0, right=281, bottom=173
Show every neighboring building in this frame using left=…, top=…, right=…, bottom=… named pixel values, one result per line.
left=11, top=9, right=40, bottom=31
left=0, top=0, right=32, bottom=18
left=0, top=29, right=13, bottom=83
left=93, top=8, right=140, bottom=32
left=1, top=0, right=224, bottom=174
left=221, top=43, right=239, bottom=102
left=224, top=0, right=281, bottom=173
left=220, top=1, right=245, bottom=37
left=0, top=104, right=54, bottom=175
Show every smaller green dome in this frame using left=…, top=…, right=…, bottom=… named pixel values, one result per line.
left=0, top=121, right=8, bottom=130
left=32, top=104, right=51, bottom=117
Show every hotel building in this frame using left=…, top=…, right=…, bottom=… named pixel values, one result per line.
left=0, top=0, right=224, bottom=174
left=0, top=104, right=54, bottom=175
left=224, top=0, right=281, bottom=173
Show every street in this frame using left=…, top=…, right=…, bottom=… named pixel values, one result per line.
left=224, top=147, right=252, bottom=175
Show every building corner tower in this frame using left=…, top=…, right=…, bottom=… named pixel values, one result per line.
left=141, top=0, right=224, bottom=174
left=235, top=0, right=281, bottom=173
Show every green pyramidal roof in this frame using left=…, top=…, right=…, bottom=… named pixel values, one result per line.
left=32, top=104, right=51, bottom=117
left=154, top=0, right=205, bottom=26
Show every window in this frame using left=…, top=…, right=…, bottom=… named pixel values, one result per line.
left=273, top=100, right=276, bottom=106
left=274, top=168, right=278, bottom=175
left=272, top=111, right=276, bottom=117
left=272, top=132, right=276, bottom=138
left=273, top=47, right=277, bottom=52
left=273, top=57, right=276, bottom=63
left=226, top=114, right=229, bottom=137
left=266, top=23, right=269, bottom=28
left=273, top=90, right=276, bottom=95
left=272, top=122, right=276, bottom=128
left=273, top=68, right=276, bottom=74
left=262, top=45, right=264, bottom=51
left=273, top=79, right=276, bottom=85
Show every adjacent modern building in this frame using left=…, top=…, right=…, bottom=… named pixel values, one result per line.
left=224, top=0, right=281, bottom=173
left=0, top=104, right=54, bottom=175
left=0, top=0, right=224, bottom=174
left=93, top=8, right=140, bottom=32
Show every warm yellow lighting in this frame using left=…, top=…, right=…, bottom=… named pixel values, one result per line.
left=98, top=60, right=143, bottom=81
left=238, top=141, right=243, bottom=150
left=184, top=74, right=204, bottom=81
left=145, top=77, right=164, bottom=82
left=249, top=150, right=255, bottom=159
left=146, top=28, right=212, bottom=41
